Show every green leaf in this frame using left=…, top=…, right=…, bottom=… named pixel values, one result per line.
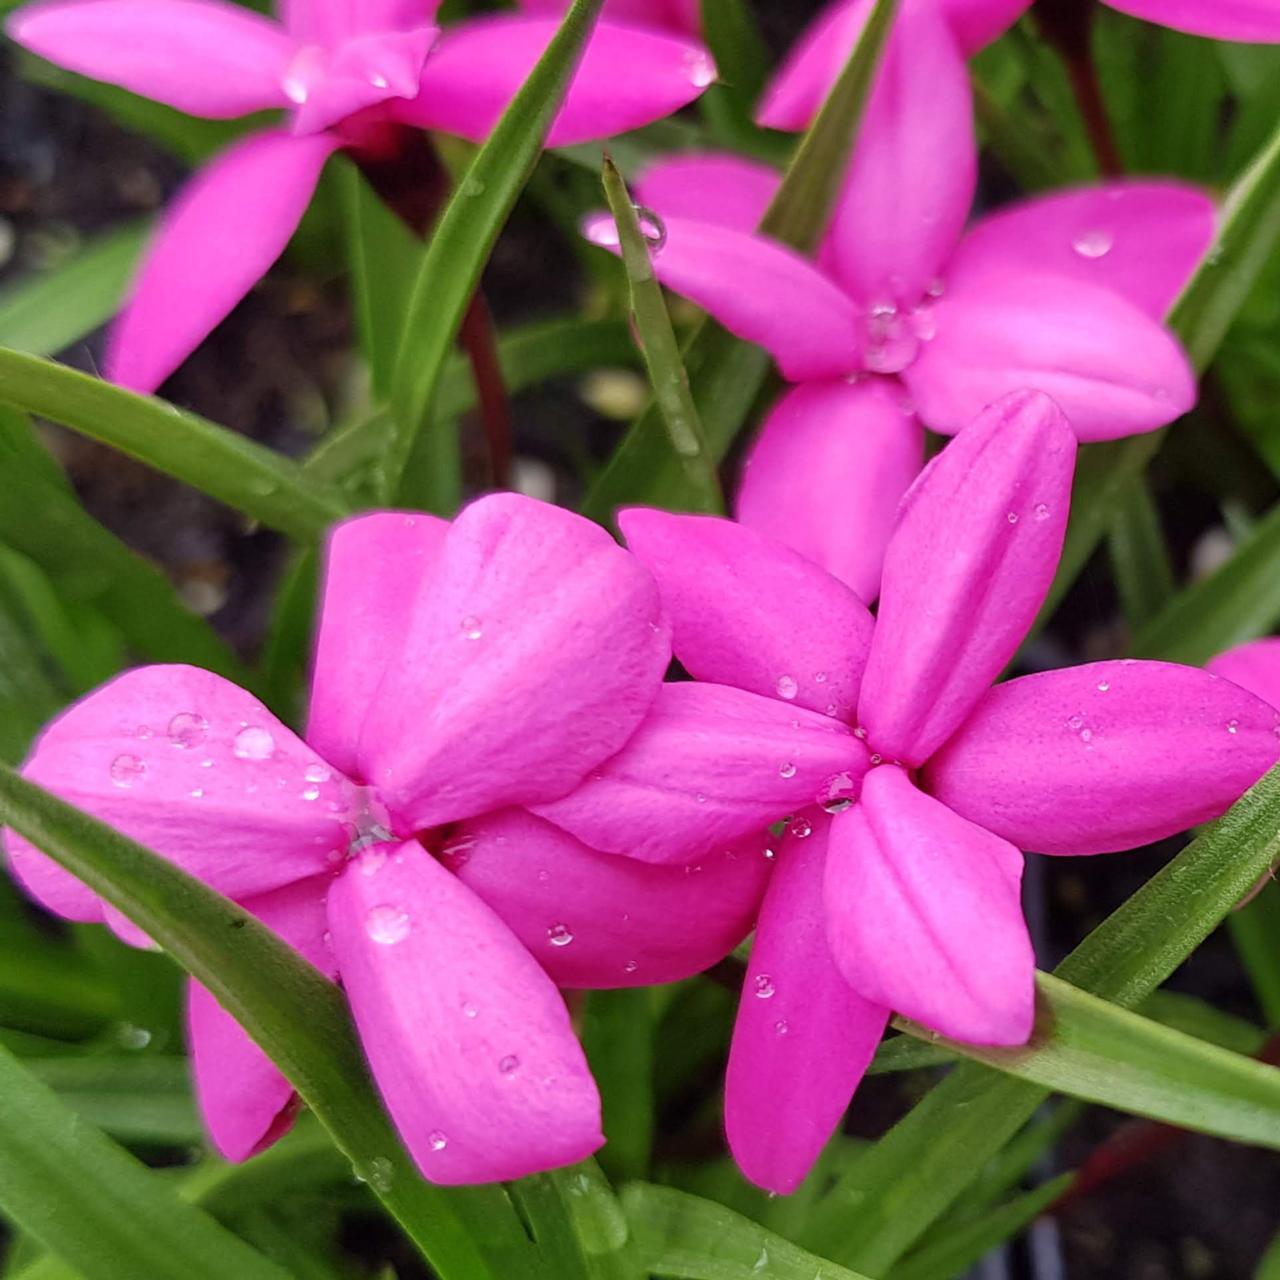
left=0, top=349, right=349, bottom=540
left=386, top=0, right=608, bottom=503
left=0, top=222, right=147, bottom=358
left=623, top=1183, right=874, bottom=1280
left=1230, top=883, right=1280, bottom=1029
left=866, top=1034, right=955, bottom=1076
left=582, top=990, right=656, bottom=1183
left=805, top=760, right=1280, bottom=1273
left=904, top=971, right=1280, bottom=1148
left=0, top=763, right=534, bottom=1280
left=1107, top=472, right=1175, bottom=630
left=0, top=1041, right=290, bottom=1280
left=1258, top=1227, right=1280, bottom=1279
left=600, top=157, right=723, bottom=513
left=1141, top=989, right=1270, bottom=1055
left=580, top=0, right=900, bottom=523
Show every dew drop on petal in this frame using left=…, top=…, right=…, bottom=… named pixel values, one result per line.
left=365, top=905, right=411, bottom=945
left=633, top=205, right=667, bottom=252
left=775, top=674, right=799, bottom=701
left=547, top=923, right=574, bottom=947
left=778, top=761, right=797, bottom=779
left=853, top=726, right=868, bottom=741
left=790, top=816, right=812, bottom=839
left=1228, top=719, right=1239, bottom=734
left=763, top=846, right=777, bottom=861
left=624, top=960, right=638, bottom=974
left=189, top=787, right=204, bottom=798
left=683, top=47, right=715, bottom=87
left=1006, top=511, right=1019, bottom=525
left=167, top=712, right=208, bottom=749
left=1072, top=229, right=1114, bottom=259
left=304, top=763, right=331, bottom=783
left=1034, top=503, right=1051, bottom=521
left=498, top=1054, right=520, bottom=1075
left=135, top=725, right=153, bottom=740
left=1097, top=680, right=1110, bottom=692
left=427, top=1130, right=448, bottom=1152
left=754, top=974, right=776, bottom=999
left=110, top=754, right=146, bottom=788
left=301, top=785, right=321, bottom=801
left=1079, top=728, right=1093, bottom=743
left=774, top=1019, right=789, bottom=1036
left=233, top=726, right=274, bottom=760
left=463, top=1003, right=479, bottom=1019
left=460, top=616, right=483, bottom=641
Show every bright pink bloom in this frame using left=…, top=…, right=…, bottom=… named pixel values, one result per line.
left=1207, top=638, right=1280, bottom=706
left=8, top=0, right=715, bottom=392
left=542, top=390, right=1280, bottom=1193
left=517, top=0, right=700, bottom=37
left=3, top=495, right=767, bottom=1182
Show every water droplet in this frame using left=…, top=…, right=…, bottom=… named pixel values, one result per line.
left=498, top=1054, right=520, bottom=1075
left=365, top=1156, right=394, bottom=1192
left=200, top=758, right=214, bottom=769
left=862, top=302, right=920, bottom=374
left=1072, top=229, right=1114, bottom=259
left=853, top=726, right=868, bottom=740
left=1228, top=719, right=1240, bottom=734
left=1007, top=511, right=1019, bottom=525
left=189, top=787, right=204, bottom=798
left=322, top=929, right=333, bottom=950
left=427, top=1130, right=448, bottom=1152
left=791, top=816, right=812, bottom=839
left=358, top=848, right=387, bottom=877
left=633, top=205, right=667, bottom=252
left=814, top=671, right=828, bottom=684
left=754, top=974, right=776, bottom=999
left=463, top=176, right=486, bottom=197
left=167, top=711, right=207, bottom=749
left=110, top=754, right=146, bottom=788
left=776, top=674, right=798, bottom=701
left=684, top=47, right=715, bottom=87
left=233, top=726, right=274, bottom=760
left=365, top=905, right=411, bottom=945
left=774, top=1019, right=789, bottom=1036
left=825, top=703, right=839, bottom=717
left=624, top=960, right=638, bottom=974
left=779, top=761, right=797, bottom=779
left=1067, top=715, right=1084, bottom=731
left=910, top=301, right=937, bottom=342
left=463, top=1003, right=479, bottom=1019
left=460, top=615, right=483, bottom=640
left=135, top=725, right=153, bottom=740
left=1034, top=503, right=1051, bottom=521
left=304, top=763, right=331, bottom=783
left=763, top=846, right=777, bottom=861
left=1079, top=728, right=1093, bottom=743
left=869, top=753, right=883, bottom=766
left=547, top=923, right=574, bottom=947
left=117, top=1023, right=152, bottom=1050
left=301, top=785, right=321, bottom=801
left=1097, top=680, right=1110, bottom=692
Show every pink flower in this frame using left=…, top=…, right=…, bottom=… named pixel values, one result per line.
left=536, top=391, right=1280, bottom=1193
left=516, top=0, right=700, bottom=37
left=589, top=148, right=1208, bottom=602
left=1103, top=0, right=1280, bottom=39
left=2, top=494, right=768, bottom=1182
left=8, top=0, right=715, bottom=392
left=1207, top=638, right=1280, bottom=705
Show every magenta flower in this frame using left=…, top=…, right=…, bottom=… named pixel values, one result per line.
left=8, top=0, right=715, bottom=392
left=2, top=494, right=769, bottom=1182
left=517, top=0, right=700, bottom=37
left=1208, top=638, right=1280, bottom=704
left=589, top=150, right=1208, bottom=601
left=534, top=391, right=1280, bottom=1193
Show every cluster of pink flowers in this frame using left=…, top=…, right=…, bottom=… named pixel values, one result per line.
left=7, top=0, right=1280, bottom=1197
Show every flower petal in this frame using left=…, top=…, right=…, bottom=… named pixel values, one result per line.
left=327, top=842, right=601, bottom=1183
left=8, top=0, right=292, bottom=117
left=825, top=0, right=976, bottom=309
left=756, top=0, right=871, bottom=131
left=583, top=213, right=861, bottom=382
left=825, top=765, right=1035, bottom=1044
left=399, top=16, right=713, bottom=146
left=531, top=682, right=870, bottom=865
left=618, top=506, right=874, bottom=719
left=517, top=0, right=701, bottom=35
left=734, top=378, right=926, bottom=603
left=107, top=130, right=338, bottom=392
left=1104, top=0, right=1280, bottom=41
left=940, top=0, right=1031, bottom=49
left=359, top=494, right=670, bottom=832
left=450, top=809, right=769, bottom=988
left=187, top=877, right=335, bottom=1162
left=4, top=665, right=350, bottom=921
left=857, top=390, right=1076, bottom=766
left=283, top=0, right=437, bottom=45
left=949, top=182, right=1216, bottom=320
left=307, top=511, right=449, bottom=780
left=635, top=153, right=780, bottom=232
left=1206, top=638, right=1280, bottom=709
left=904, top=269, right=1196, bottom=441
left=725, top=815, right=889, bottom=1195
left=922, top=660, right=1280, bottom=855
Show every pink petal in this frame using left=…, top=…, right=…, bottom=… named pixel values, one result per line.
left=531, top=682, right=870, bottom=865
left=517, top=0, right=701, bottom=34
left=1103, top=0, right=1280, bottom=41
left=358, top=494, right=670, bottom=832
left=825, top=0, right=976, bottom=309
left=1206, top=638, right=1280, bottom=709
left=283, top=0, right=437, bottom=45
left=724, top=816, right=889, bottom=1194
left=634, top=153, right=780, bottom=232
left=187, top=877, right=335, bottom=1162
left=756, top=0, right=871, bottom=131
left=307, top=511, right=449, bottom=780
left=449, top=809, right=770, bottom=988
left=940, top=0, right=1032, bottom=49
left=7, top=0, right=292, bottom=117
left=734, top=379, right=926, bottom=604
left=949, top=182, right=1216, bottom=320
left=398, top=16, right=714, bottom=146
left=857, top=390, right=1076, bottom=766
left=618, top=506, right=874, bottom=720
left=582, top=213, right=861, bottom=382
left=107, top=130, right=338, bottom=392
left=903, top=269, right=1197, bottom=442
left=327, top=842, right=601, bottom=1183
left=922, top=660, right=1280, bottom=855
left=825, top=765, right=1035, bottom=1044
left=4, top=665, right=351, bottom=922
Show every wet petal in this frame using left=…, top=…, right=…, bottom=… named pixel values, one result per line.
left=1206, top=638, right=1280, bottom=709
left=940, top=0, right=1031, bottom=49
left=756, top=0, right=871, bottom=131
left=450, top=809, right=769, bottom=988
left=328, top=842, right=601, bottom=1183
left=635, top=153, right=779, bottom=232
left=531, top=682, right=869, bottom=865
left=283, top=0, right=437, bottom=45
left=857, top=391, right=1076, bottom=766
left=725, top=816, right=889, bottom=1194
left=4, top=665, right=350, bottom=921
left=923, top=660, right=1280, bottom=854
left=825, top=766, right=1034, bottom=1044
left=735, top=378, right=925, bottom=603
left=359, top=494, right=670, bottom=832
left=1104, top=0, right=1280, bottom=41
left=618, top=506, right=874, bottom=720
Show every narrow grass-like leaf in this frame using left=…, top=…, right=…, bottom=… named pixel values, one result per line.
left=1141, top=989, right=1270, bottom=1054
left=0, top=1041, right=289, bottom=1280
left=600, top=157, right=722, bottom=513
left=902, top=972, right=1280, bottom=1147
left=0, top=764, right=533, bottom=1280
left=1108, top=472, right=1175, bottom=630
left=581, top=0, right=899, bottom=522
left=866, top=1034, right=955, bottom=1076
left=582, top=989, right=657, bottom=1183
left=1259, top=1227, right=1280, bottom=1279
left=1230, top=884, right=1280, bottom=1029
left=386, top=0, right=607, bottom=502
left=0, top=350, right=349, bottom=540
left=805, top=761, right=1280, bottom=1273
left=623, top=1183, right=874, bottom=1280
